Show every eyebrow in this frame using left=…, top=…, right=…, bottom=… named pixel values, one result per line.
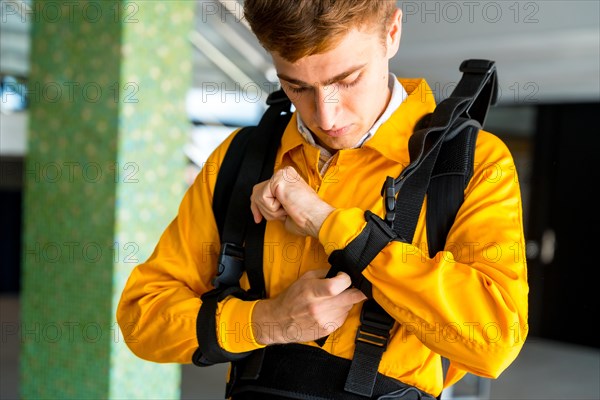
left=277, top=63, right=367, bottom=87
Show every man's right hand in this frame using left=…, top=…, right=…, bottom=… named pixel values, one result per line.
left=251, top=268, right=367, bottom=345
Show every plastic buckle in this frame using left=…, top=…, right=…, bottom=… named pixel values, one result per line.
left=382, top=176, right=396, bottom=228
left=459, top=59, right=495, bottom=74
left=360, top=306, right=396, bottom=333
left=213, top=243, right=245, bottom=289
left=355, top=326, right=390, bottom=349
left=355, top=301, right=395, bottom=349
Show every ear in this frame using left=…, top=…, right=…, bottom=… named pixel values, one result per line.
left=386, top=8, right=403, bottom=59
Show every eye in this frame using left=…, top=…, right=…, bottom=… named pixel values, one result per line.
left=288, top=85, right=307, bottom=94
left=282, top=81, right=311, bottom=95
left=339, top=72, right=363, bottom=89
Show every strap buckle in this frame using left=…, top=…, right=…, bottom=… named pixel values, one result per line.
left=355, top=327, right=390, bottom=349
left=459, top=59, right=495, bottom=74
left=382, top=176, right=396, bottom=229
left=345, top=300, right=395, bottom=397
left=458, top=58, right=498, bottom=108
left=360, top=305, right=396, bottom=332
left=355, top=300, right=395, bottom=350
left=213, top=242, right=245, bottom=289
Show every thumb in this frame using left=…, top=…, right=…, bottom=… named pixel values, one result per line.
left=312, top=271, right=352, bottom=298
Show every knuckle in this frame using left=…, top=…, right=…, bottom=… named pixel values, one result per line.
left=337, top=274, right=352, bottom=288
left=275, top=168, right=287, bottom=180
left=306, top=302, right=321, bottom=318
left=322, top=282, right=337, bottom=297
left=324, top=321, right=340, bottom=334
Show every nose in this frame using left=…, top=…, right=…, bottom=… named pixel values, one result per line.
left=314, top=86, right=339, bottom=131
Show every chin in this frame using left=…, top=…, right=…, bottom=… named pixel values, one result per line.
left=323, top=138, right=355, bottom=152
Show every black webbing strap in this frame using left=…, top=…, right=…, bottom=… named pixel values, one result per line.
left=452, top=59, right=498, bottom=127
left=320, top=211, right=397, bottom=394
left=386, top=59, right=497, bottom=244
left=318, top=122, right=480, bottom=395
left=243, top=91, right=292, bottom=298
left=214, top=88, right=291, bottom=293
left=228, top=343, right=437, bottom=400
left=330, top=60, right=498, bottom=398
left=227, top=91, right=292, bottom=378
left=217, top=90, right=292, bottom=252
left=426, top=124, right=479, bottom=259
left=213, top=126, right=254, bottom=240
left=193, top=287, right=252, bottom=366
left=426, top=60, right=498, bottom=258
left=315, top=211, right=395, bottom=350
left=388, top=107, right=477, bottom=243
left=344, top=299, right=396, bottom=397
left=326, top=211, right=397, bottom=296
left=193, top=90, right=292, bottom=367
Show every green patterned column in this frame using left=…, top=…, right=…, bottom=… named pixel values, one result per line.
left=20, top=1, right=193, bottom=398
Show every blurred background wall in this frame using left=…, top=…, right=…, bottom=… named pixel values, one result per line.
left=1, top=1, right=599, bottom=399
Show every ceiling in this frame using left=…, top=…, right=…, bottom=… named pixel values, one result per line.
left=2, top=0, right=598, bottom=106
left=190, top=0, right=599, bottom=106
left=0, top=0, right=31, bottom=78
left=394, top=0, right=600, bottom=104
left=2, top=1, right=596, bottom=156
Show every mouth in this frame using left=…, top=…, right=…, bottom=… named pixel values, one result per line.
left=321, top=125, right=351, bottom=138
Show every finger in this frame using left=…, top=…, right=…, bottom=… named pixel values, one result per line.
left=260, top=206, right=287, bottom=221
left=339, top=288, right=368, bottom=304
left=250, top=201, right=264, bottom=224
left=257, top=189, right=286, bottom=220
left=270, top=166, right=302, bottom=200
left=317, top=289, right=366, bottom=314
left=331, top=272, right=352, bottom=290
left=251, top=191, right=286, bottom=222
left=313, top=272, right=352, bottom=297
left=250, top=182, right=269, bottom=223
left=301, top=268, right=330, bottom=280
left=268, top=196, right=282, bottom=211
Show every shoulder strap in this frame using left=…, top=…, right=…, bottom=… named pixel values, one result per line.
left=213, top=89, right=292, bottom=296
left=213, top=126, right=256, bottom=238
left=423, top=59, right=497, bottom=258
left=331, top=60, right=498, bottom=398
left=193, top=90, right=292, bottom=367
left=426, top=124, right=478, bottom=258
left=388, top=59, right=497, bottom=243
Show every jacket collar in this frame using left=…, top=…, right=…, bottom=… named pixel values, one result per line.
left=277, top=78, right=437, bottom=166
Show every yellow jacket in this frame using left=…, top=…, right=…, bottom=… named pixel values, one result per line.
left=117, top=78, right=529, bottom=396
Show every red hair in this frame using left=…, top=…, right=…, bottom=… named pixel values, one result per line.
left=243, top=0, right=398, bottom=62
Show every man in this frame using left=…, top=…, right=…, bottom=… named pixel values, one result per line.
left=117, top=1, right=529, bottom=399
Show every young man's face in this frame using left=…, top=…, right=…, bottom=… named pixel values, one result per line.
left=271, top=10, right=402, bottom=152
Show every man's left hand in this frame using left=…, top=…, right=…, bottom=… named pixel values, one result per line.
left=250, top=166, right=334, bottom=238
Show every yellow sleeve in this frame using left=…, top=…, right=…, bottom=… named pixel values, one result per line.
left=116, top=128, right=265, bottom=363
left=319, top=130, right=529, bottom=379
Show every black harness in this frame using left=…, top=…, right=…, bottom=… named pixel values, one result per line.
left=192, top=59, right=498, bottom=400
